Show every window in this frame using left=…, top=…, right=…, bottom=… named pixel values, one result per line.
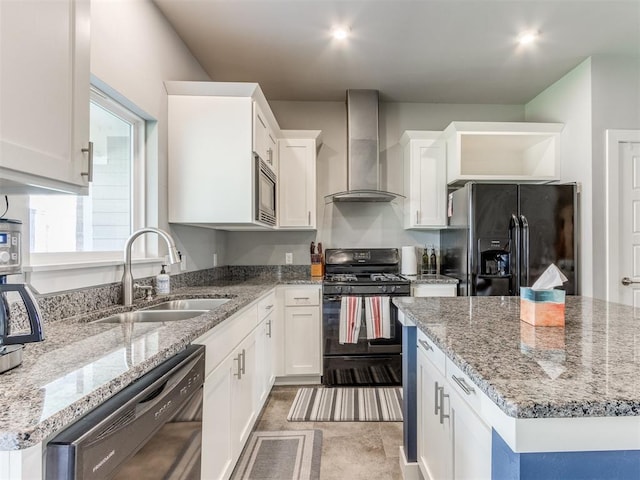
left=29, top=88, right=146, bottom=261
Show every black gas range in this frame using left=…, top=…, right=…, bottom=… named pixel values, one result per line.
left=321, top=248, right=409, bottom=386
left=323, top=248, right=411, bottom=295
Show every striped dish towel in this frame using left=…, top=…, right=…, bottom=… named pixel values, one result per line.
left=339, top=296, right=362, bottom=344
left=365, top=296, right=391, bottom=339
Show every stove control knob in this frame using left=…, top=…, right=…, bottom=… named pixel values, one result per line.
left=390, top=285, right=396, bottom=293
left=336, top=286, right=342, bottom=294
left=347, top=286, right=353, bottom=294
left=0, top=251, right=9, bottom=264
left=381, top=285, right=387, bottom=293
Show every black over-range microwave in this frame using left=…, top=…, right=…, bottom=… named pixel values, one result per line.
left=255, top=155, right=276, bottom=226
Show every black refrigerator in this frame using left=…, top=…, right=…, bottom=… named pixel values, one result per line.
left=440, top=182, right=578, bottom=296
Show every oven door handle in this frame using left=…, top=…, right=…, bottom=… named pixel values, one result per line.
left=323, top=296, right=345, bottom=302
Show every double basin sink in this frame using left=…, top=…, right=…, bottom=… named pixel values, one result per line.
left=94, top=298, right=231, bottom=324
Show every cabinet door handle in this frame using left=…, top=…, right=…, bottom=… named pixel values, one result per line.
left=451, top=374, right=475, bottom=395
left=434, top=381, right=442, bottom=416
left=308, top=211, right=311, bottom=225
left=234, top=354, right=242, bottom=380
left=81, top=141, right=94, bottom=182
left=268, top=147, right=273, bottom=165
left=267, top=319, right=272, bottom=338
left=439, top=387, right=450, bottom=424
left=241, top=348, right=246, bottom=375
left=419, top=339, right=433, bottom=352
left=416, top=210, right=419, bottom=224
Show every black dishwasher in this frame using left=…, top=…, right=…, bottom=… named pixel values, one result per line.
left=45, top=344, right=205, bottom=480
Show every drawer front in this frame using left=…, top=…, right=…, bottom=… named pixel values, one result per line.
left=258, top=291, right=276, bottom=320
left=416, top=329, right=446, bottom=376
left=284, top=287, right=320, bottom=306
left=195, top=305, right=258, bottom=376
left=446, top=357, right=483, bottom=415
left=412, top=284, right=457, bottom=297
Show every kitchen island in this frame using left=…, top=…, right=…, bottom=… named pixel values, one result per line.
left=394, top=295, right=640, bottom=480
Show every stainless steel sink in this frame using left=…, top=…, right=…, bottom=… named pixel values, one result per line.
left=94, top=309, right=207, bottom=324
left=142, top=298, right=231, bottom=311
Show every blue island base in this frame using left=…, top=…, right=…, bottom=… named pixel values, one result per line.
left=492, top=429, right=640, bottom=480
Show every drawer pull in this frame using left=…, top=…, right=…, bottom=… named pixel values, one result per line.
left=451, top=374, right=475, bottom=395
left=418, top=339, right=433, bottom=352
left=439, top=387, right=450, bottom=424
left=293, top=297, right=310, bottom=301
left=234, top=354, right=242, bottom=380
left=265, top=304, right=274, bottom=310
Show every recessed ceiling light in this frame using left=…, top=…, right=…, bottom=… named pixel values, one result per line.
left=331, top=26, right=350, bottom=40
left=518, top=30, right=539, bottom=46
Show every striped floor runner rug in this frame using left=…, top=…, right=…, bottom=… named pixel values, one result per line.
left=287, top=387, right=403, bottom=422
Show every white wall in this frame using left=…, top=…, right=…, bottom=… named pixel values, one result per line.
left=91, top=0, right=227, bottom=270
left=226, top=100, right=524, bottom=265
left=10, top=0, right=225, bottom=293
left=525, top=58, right=593, bottom=296
left=590, top=56, right=640, bottom=299
left=525, top=56, right=640, bottom=299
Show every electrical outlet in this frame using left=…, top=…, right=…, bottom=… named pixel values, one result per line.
left=213, top=253, right=218, bottom=267
left=285, top=252, right=293, bottom=264
left=180, top=254, right=187, bottom=271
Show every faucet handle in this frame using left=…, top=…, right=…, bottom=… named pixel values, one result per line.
left=133, top=283, right=154, bottom=301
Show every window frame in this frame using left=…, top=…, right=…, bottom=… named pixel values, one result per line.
left=27, top=86, right=147, bottom=266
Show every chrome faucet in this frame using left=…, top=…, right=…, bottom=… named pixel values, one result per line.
left=122, top=228, right=181, bottom=306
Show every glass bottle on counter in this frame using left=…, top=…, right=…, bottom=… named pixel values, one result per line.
left=421, top=245, right=430, bottom=274
left=430, top=247, right=437, bottom=275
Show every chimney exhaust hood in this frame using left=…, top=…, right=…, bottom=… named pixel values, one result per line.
left=325, top=89, right=403, bottom=203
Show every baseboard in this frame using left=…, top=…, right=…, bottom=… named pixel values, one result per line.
left=274, top=375, right=322, bottom=386
left=399, top=446, right=421, bottom=480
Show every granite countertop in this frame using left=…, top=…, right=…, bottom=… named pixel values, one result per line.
left=404, top=274, right=458, bottom=284
left=394, top=295, right=640, bottom=420
left=0, top=277, right=319, bottom=451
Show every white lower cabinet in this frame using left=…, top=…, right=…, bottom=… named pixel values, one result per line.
left=280, top=286, right=322, bottom=376
left=197, top=291, right=277, bottom=480
left=412, top=283, right=457, bottom=297
left=416, top=331, right=491, bottom=480
left=255, top=293, right=276, bottom=407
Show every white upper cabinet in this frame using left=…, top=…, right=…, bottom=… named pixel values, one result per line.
left=165, top=81, right=281, bottom=230
left=401, top=131, right=447, bottom=229
left=253, top=102, right=278, bottom=172
left=0, top=0, right=91, bottom=194
left=278, top=130, right=321, bottom=230
left=443, top=121, right=563, bottom=186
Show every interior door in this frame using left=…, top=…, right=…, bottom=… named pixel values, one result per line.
left=616, top=140, right=640, bottom=306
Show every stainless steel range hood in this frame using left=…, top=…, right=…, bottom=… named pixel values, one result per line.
left=325, top=90, right=403, bottom=203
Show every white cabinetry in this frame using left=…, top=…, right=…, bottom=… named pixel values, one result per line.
left=254, top=102, right=278, bottom=172
left=279, top=286, right=322, bottom=377
left=416, top=330, right=491, bottom=480
left=197, top=290, right=277, bottom=480
left=278, top=131, right=321, bottom=230
left=400, top=131, right=447, bottom=229
left=165, top=81, right=281, bottom=230
left=255, top=292, right=276, bottom=407
left=443, top=121, right=563, bottom=186
left=411, top=283, right=457, bottom=297
left=0, top=0, right=91, bottom=194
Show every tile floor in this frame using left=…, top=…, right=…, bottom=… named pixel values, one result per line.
left=249, top=385, right=404, bottom=480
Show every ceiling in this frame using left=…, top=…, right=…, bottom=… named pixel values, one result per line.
left=153, top=0, right=640, bottom=104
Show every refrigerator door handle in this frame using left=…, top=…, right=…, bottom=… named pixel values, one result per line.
left=509, top=214, right=521, bottom=295
left=520, top=214, right=530, bottom=287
